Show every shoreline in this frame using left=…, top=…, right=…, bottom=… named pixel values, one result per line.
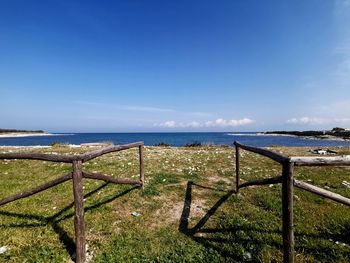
left=260, top=133, right=350, bottom=142
left=0, top=133, right=68, bottom=138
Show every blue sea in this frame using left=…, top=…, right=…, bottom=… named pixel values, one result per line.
left=1, top=132, right=350, bottom=147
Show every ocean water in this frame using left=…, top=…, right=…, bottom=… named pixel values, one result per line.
left=1, top=132, right=350, bottom=147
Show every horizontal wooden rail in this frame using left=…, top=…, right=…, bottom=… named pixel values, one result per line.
left=0, top=141, right=145, bottom=263
left=0, top=142, right=144, bottom=164
left=234, top=141, right=289, bottom=164
left=0, top=173, right=72, bottom=206
left=294, top=179, right=350, bottom=206
left=234, top=141, right=350, bottom=263
left=83, top=172, right=142, bottom=185
left=291, top=156, right=350, bottom=166
left=239, top=175, right=282, bottom=189
left=81, top=142, right=144, bottom=162
left=0, top=152, right=78, bottom=163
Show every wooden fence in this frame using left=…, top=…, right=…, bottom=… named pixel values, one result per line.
left=234, top=141, right=350, bottom=263
left=0, top=141, right=145, bottom=263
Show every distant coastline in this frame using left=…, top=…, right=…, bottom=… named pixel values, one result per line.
left=262, top=127, right=350, bottom=141
left=0, top=132, right=55, bottom=138
left=0, top=128, right=53, bottom=138
left=1, top=131, right=350, bottom=147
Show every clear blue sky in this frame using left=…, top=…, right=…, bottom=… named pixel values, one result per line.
left=1, top=0, right=349, bottom=132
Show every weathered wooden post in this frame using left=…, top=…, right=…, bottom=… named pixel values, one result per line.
left=235, top=144, right=240, bottom=193
left=282, top=160, right=294, bottom=263
left=139, top=144, right=145, bottom=189
left=72, top=160, right=86, bottom=263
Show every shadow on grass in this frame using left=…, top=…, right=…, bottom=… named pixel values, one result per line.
left=179, top=181, right=350, bottom=262
left=0, top=182, right=138, bottom=259
left=179, top=181, right=283, bottom=262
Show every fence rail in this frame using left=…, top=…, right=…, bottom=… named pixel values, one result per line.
left=234, top=141, right=350, bottom=263
left=0, top=141, right=145, bottom=263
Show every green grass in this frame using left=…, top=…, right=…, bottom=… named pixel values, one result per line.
left=0, top=145, right=350, bottom=262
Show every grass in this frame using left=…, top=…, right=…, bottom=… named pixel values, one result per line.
left=0, top=145, right=350, bottom=262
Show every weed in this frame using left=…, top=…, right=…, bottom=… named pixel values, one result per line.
left=184, top=141, right=202, bottom=147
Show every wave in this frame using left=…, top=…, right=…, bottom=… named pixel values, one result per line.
left=225, top=133, right=259, bottom=136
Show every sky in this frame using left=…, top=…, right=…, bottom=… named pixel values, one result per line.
left=1, top=0, right=350, bottom=132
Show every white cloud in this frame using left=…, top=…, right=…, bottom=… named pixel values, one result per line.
left=159, top=121, right=177, bottom=128
left=204, top=118, right=254, bottom=127
left=286, top=117, right=326, bottom=125
left=336, top=0, right=350, bottom=8
left=156, top=118, right=254, bottom=128
left=286, top=117, right=350, bottom=126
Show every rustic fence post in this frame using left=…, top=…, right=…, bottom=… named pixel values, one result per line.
left=139, top=144, right=145, bottom=189
left=72, top=160, right=86, bottom=263
left=235, top=144, right=240, bottom=193
left=282, top=160, right=294, bottom=263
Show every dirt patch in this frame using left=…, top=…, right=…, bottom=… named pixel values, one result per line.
left=207, top=174, right=232, bottom=186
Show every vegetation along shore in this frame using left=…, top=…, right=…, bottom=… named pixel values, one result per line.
left=263, top=127, right=350, bottom=140
left=0, top=129, right=52, bottom=138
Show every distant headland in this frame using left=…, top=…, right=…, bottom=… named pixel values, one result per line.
left=262, top=127, right=350, bottom=140
left=0, top=129, right=52, bottom=138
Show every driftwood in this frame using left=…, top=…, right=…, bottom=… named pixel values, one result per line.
left=235, top=146, right=240, bottom=193
left=294, top=179, right=350, bottom=206
left=0, top=173, right=72, bottom=206
left=0, top=152, right=78, bottom=163
left=72, top=160, right=85, bottom=263
left=0, top=142, right=145, bottom=263
left=139, top=145, right=145, bottom=188
left=82, top=142, right=144, bottom=162
left=234, top=141, right=350, bottom=263
left=282, top=162, right=294, bottom=263
left=291, top=156, right=350, bottom=166
left=234, top=141, right=289, bottom=164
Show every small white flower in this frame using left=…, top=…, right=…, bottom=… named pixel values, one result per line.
left=0, top=246, right=8, bottom=254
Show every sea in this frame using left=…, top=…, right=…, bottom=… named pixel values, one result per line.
left=1, top=132, right=350, bottom=147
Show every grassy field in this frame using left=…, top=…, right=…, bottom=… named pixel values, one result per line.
left=1, top=144, right=350, bottom=262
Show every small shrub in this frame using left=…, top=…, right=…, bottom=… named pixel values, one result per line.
left=184, top=141, right=202, bottom=147
left=50, top=141, right=66, bottom=147
left=154, top=142, right=171, bottom=147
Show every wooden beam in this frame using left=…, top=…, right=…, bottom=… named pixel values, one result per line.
left=0, top=173, right=72, bottom=207
left=239, top=175, right=282, bottom=189
left=235, top=145, right=240, bottom=193
left=291, top=156, right=350, bottom=166
left=282, top=161, right=294, bottom=263
left=294, top=179, right=350, bottom=206
left=72, top=160, right=86, bottom=263
left=83, top=172, right=142, bottom=186
left=81, top=142, right=144, bottom=162
left=139, top=145, right=145, bottom=189
left=0, top=152, right=77, bottom=163
left=234, top=141, right=290, bottom=164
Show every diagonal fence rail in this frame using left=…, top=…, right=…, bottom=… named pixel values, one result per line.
left=234, top=141, right=350, bottom=263
left=0, top=141, right=145, bottom=263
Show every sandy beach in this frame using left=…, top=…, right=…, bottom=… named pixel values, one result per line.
left=0, top=132, right=54, bottom=138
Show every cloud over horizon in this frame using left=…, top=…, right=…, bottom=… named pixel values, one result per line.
left=286, top=117, right=350, bottom=126
left=156, top=118, right=254, bottom=129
